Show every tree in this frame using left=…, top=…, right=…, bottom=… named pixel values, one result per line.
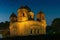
left=46, top=25, right=53, bottom=35
left=0, top=21, right=10, bottom=29
left=0, top=22, right=5, bottom=29
left=4, top=21, right=10, bottom=29
left=51, top=18, right=60, bottom=34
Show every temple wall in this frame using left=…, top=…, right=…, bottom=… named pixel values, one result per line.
left=10, top=21, right=46, bottom=36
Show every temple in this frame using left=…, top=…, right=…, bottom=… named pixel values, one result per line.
left=9, top=6, right=46, bottom=36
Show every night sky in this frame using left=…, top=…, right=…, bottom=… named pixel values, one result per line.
left=0, top=0, right=60, bottom=25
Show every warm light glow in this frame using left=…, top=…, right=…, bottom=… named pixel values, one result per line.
left=10, top=21, right=46, bottom=36
left=9, top=6, right=46, bottom=36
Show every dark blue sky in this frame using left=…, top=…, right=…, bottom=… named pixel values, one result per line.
left=0, top=0, right=60, bottom=25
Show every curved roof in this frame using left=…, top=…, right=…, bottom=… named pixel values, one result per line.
left=37, top=11, right=45, bottom=18
left=19, top=5, right=31, bottom=12
left=10, top=12, right=17, bottom=18
left=38, top=11, right=44, bottom=14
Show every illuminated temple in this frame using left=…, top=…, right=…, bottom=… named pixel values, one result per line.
left=9, top=6, right=46, bottom=36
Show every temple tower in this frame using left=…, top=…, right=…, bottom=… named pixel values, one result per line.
left=36, top=11, right=46, bottom=25
left=9, top=12, right=17, bottom=26
left=17, top=6, right=31, bottom=21
left=28, top=11, right=34, bottom=20
left=9, top=13, right=17, bottom=36
left=36, top=11, right=46, bottom=34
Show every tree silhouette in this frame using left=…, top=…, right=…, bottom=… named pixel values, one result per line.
left=0, top=21, right=10, bottom=29
left=51, top=18, right=60, bottom=34
left=46, top=25, right=53, bottom=34
left=0, top=22, right=5, bottom=29
left=4, top=21, right=10, bottom=29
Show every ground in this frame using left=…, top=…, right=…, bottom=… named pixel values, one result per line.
left=0, top=34, right=60, bottom=40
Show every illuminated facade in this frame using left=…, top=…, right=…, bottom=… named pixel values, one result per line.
left=9, top=6, right=46, bottom=36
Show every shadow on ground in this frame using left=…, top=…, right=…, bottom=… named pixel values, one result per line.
left=0, top=34, right=59, bottom=40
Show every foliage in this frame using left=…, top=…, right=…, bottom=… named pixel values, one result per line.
left=0, top=21, right=10, bottom=29
left=46, top=25, right=53, bottom=34
left=51, top=18, right=60, bottom=34
left=46, top=18, right=60, bottom=34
